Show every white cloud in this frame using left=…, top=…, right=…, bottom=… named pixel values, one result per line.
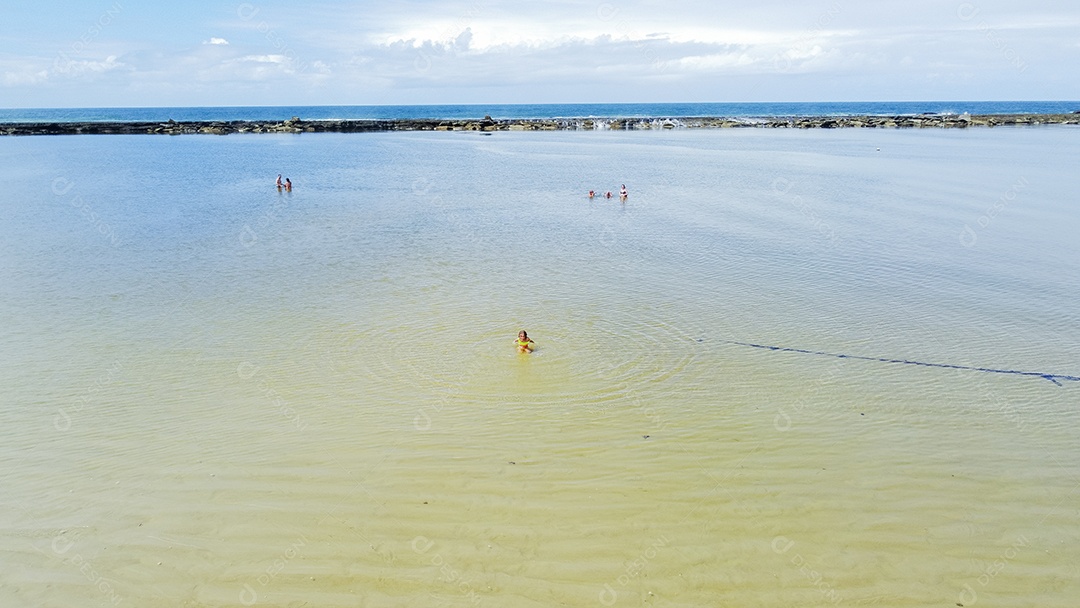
left=674, top=52, right=758, bottom=72
left=191, top=53, right=313, bottom=84
left=239, top=54, right=288, bottom=64
left=3, top=68, right=50, bottom=86
left=204, top=37, right=230, bottom=45
left=51, top=55, right=125, bottom=78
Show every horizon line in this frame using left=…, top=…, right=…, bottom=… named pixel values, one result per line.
left=4, top=99, right=1080, bottom=112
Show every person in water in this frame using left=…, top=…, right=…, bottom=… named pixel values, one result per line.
left=588, top=190, right=595, bottom=199
left=276, top=174, right=283, bottom=189
left=284, top=178, right=292, bottom=191
left=605, top=191, right=613, bottom=199
left=516, top=330, right=535, bottom=353
left=619, top=184, right=628, bottom=201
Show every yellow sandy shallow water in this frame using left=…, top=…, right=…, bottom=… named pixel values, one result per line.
left=2, top=129, right=1079, bottom=607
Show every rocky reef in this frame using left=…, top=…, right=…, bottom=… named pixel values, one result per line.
left=2, top=113, right=1078, bottom=136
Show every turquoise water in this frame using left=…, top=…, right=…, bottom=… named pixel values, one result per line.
left=2, top=127, right=1079, bottom=606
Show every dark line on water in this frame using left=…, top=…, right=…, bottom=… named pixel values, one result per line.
left=716, top=340, right=1080, bottom=386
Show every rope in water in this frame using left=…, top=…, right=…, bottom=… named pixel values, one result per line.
left=718, top=340, right=1080, bottom=386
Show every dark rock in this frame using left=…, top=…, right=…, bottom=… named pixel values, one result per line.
left=1, top=113, right=1077, bottom=136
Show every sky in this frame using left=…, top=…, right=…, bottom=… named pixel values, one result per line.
left=2, top=0, right=1079, bottom=108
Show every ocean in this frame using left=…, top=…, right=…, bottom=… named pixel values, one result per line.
left=1, top=100, right=1079, bottom=123
left=2, top=123, right=1079, bottom=606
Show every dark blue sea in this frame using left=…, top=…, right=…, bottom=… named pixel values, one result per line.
left=1, top=101, right=1078, bottom=123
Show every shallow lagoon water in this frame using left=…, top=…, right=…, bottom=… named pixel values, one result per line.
left=2, top=127, right=1079, bottom=607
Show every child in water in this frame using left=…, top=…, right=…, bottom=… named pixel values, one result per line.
left=515, top=330, right=535, bottom=353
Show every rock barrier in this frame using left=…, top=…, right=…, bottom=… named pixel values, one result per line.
left=2, top=113, right=1078, bottom=136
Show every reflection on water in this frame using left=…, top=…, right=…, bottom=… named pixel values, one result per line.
left=2, top=128, right=1079, bottom=607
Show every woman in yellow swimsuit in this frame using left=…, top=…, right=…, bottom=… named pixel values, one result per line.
left=516, top=330, right=535, bottom=353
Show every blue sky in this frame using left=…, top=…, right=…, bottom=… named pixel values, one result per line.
left=3, top=0, right=1079, bottom=107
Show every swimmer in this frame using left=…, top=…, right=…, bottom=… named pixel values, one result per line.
left=605, top=191, right=613, bottom=199
left=515, top=330, right=535, bottom=353
left=276, top=174, right=283, bottom=190
left=284, top=178, right=292, bottom=191
left=619, top=184, right=628, bottom=201
left=588, top=190, right=595, bottom=199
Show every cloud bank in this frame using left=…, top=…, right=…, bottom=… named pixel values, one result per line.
left=2, top=0, right=1078, bottom=107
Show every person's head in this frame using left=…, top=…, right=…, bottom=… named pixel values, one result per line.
left=518, top=330, right=528, bottom=339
